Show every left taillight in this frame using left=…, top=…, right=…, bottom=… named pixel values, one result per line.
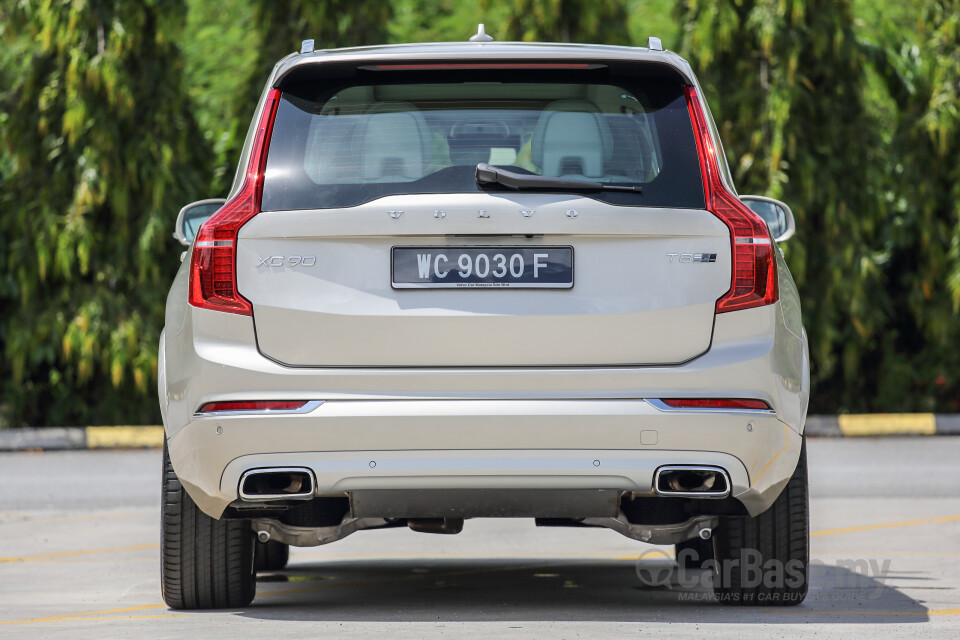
left=685, top=86, right=778, bottom=314
left=189, top=89, right=281, bottom=315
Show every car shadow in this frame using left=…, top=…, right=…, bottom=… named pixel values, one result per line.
left=237, top=555, right=928, bottom=624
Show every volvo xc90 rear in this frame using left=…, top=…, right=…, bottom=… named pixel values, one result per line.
left=160, top=32, right=810, bottom=609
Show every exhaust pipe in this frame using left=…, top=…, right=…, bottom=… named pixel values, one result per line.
left=654, top=465, right=730, bottom=498
left=407, top=518, right=465, bottom=535
left=239, top=467, right=315, bottom=501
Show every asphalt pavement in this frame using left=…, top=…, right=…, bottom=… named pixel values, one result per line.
left=1, top=437, right=958, bottom=638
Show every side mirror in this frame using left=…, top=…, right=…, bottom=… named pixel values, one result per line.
left=173, top=199, right=227, bottom=246
left=740, top=195, right=796, bottom=243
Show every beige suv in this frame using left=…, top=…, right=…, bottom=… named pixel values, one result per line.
left=160, top=30, right=810, bottom=609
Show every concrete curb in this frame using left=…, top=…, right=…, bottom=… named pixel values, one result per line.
left=0, top=415, right=958, bottom=451
left=803, top=413, right=960, bottom=437
left=0, top=426, right=164, bottom=451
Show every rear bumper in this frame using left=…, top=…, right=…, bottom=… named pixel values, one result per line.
left=161, top=302, right=808, bottom=520
left=167, top=397, right=801, bottom=519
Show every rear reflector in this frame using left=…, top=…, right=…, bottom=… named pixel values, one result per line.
left=196, top=401, right=308, bottom=414
left=660, top=398, right=772, bottom=411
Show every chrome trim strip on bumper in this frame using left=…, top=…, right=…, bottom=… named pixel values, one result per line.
left=195, top=399, right=776, bottom=418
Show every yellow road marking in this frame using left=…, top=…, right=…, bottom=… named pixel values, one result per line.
left=838, top=413, right=936, bottom=436
left=85, top=426, right=164, bottom=449
left=0, top=543, right=159, bottom=563
left=764, top=607, right=960, bottom=617
left=0, top=511, right=140, bottom=527
left=54, top=615, right=188, bottom=622
left=1, top=604, right=166, bottom=625
left=812, top=514, right=960, bottom=538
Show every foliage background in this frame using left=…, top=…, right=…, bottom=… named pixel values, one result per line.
left=0, top=0, right=957, bottom=426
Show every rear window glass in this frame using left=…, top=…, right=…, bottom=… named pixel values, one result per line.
left=261, top=71, right=704, bottom=210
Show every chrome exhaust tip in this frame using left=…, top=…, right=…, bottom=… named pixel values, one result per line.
left=654, top=465, right=731, bottom=498
left=239, top=467, right=316, bottom=501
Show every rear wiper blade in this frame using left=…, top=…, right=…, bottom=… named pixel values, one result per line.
left=476, top=163, right=642, bottom=193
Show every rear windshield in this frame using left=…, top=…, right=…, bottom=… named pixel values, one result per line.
left=261, top=70, right=704, bottom=210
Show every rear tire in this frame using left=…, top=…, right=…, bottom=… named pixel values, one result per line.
left=711, top=440, right=809, bottom=606
left=254, top=540, right=290, bottom=572
left=161, top=442, right=256, bottom=609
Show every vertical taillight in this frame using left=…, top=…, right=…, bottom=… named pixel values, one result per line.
left=685, top=86, right=778, bottom=313
left=189, top=89, right=281, bottom=315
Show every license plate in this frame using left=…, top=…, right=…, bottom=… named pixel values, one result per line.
left=392, top=246, right=574, bottom=289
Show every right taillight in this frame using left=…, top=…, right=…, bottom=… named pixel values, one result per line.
left=685, top=86, right=778, bottom=313
left=189, top=89, right=281, bottom=316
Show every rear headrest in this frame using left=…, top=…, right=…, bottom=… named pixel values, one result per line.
left=304, top=101, right=432, bottom=184
left=531, top=100, right=614, bottom=177
left=304, top=115, right=362, bottom=184
left=357, top=102, right=431, bottom=182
